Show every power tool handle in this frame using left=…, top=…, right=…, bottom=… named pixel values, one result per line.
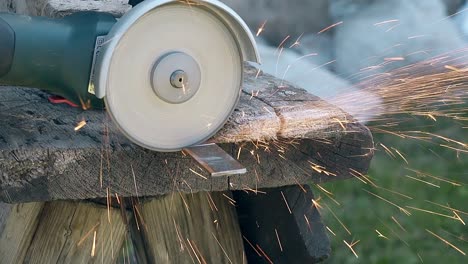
left=0, top=12, right=116, bottom=108
left=0, top=17, right=15, bottom=78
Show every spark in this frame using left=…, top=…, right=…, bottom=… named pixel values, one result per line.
left=453, top=211, right=466, bottom=225
left=276, top=35, right=291, bottom=53
left=275, top=229, right=283, bottom=252
left=385, top=23, right=400, bottom=32
left=304, top=215, right=312, bottom=231
left=324, top=203, right=352, bottom=235
left=280, top=191, right=292, bottom=214
left=191, top=241, right=207, bottom=264
left=275, top=46, right=284, bottom=76
left=236, top=146, right=242, bottom=160
left=374, top=19, right=399, bottom=26
left=308, top=161, right=337, bottom=176
left=362, top=189, right=411, bottom=215
left=433, top=7, right=468, bottom=24
left=444, top=65, right=467, bottom=72
left=189, top=168, right=208, bottom=180
left=256, top=244, right=274, bottom=264
left=78, top=96, right=91, bottom=110
left=391, top=147, right=409, bottom=164
left=375, top=229, right=389, bottom=239
left=106, top=188, right=111, bottom=223
left=91, top=231, right=97, bottom=257
left=406, top=206, right=463, bottom=223
left=405, top=175, right=440, bottom=188
left=172, top=219, right=185, bottom=251
left=179, top=191, right=191, bottom=215
left=391, top=216, right=407, bottom=233
left=206, top=193, right=218, bottom=212
left=377, top=186, right=413, bottom=200
left=242, top=235, right=262, bottom=257
left=425, top=200, right=468, bottom=216
left=255, top=68, right=262, bottom=80
left=74, top=119, right=87, bottom=131
left=131, top=164, right=139, bottom=198
left=77, top=222, right=100, bottom=246
left=417, top=253, right=424, bottom=263
left=426, top=229, right=466, bottom=256
left=187, top=239, right=203, bottom=264
left=406, top=168, right=463, bottom=186
left=408, top=34, right=427, bottom=39
left=289, top=33, right=304, bottom=48
left=212, top=233, right=233, bottom=264
left=315, top=184, right=334, bottom=195
left=384, top=57, right=405, bottom=61
left=317, top=21, right=343, bottom=34
left=379, top=143, right=397, bottom=158
left=256, top=20, right=267, bottom=36
left=312, top=198, right=323, bottom=210
left=326, top=226, right=336, bottom=236
left=343, top=240, right=360, bottom=258
left=222, top=193, right=237, bottom=205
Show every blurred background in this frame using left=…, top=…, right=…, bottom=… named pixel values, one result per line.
left=222, top=0, right=468, bottom=263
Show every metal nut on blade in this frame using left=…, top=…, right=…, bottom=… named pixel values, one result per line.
left=170, top=70, right=188, bottom=89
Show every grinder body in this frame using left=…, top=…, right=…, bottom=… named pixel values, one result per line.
left=0, top=12, right=116, bottom=108
left=0, top=0, right=260, bottom=156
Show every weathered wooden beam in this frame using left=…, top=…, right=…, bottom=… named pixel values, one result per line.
left=0, top=65, right=372, bottom=203
left=135, top=191, right=245, bottom=263
left=8, top=0, right=131, bottom=17
left=0, top=201, right=127, bottom=263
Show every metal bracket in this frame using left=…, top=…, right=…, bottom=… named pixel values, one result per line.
left=183, top=143, right=247, bottom=177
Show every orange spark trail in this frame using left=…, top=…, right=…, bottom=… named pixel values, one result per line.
left=275, top=229, right=283, bottom=252
left=343, top=240, right=360, bottom=258
left=212, top=233, right=234, bottom=264
left=256, top=20, right=267, bottom=37
left=324, top=203, right=351, bottom=235
left=91, top=231, right=97, bottom=257
left=406, top=206, right=462, bottom=223
left=74, top=119, right=87, bottom=131
left=242, top=235, right=262, bottom=257
left=280, top=191, right=292, bottom=214
left=189, top=168, right=208, bottom=180
left=256, top=244, right=274, bottom=264
left=362, top=189, right=411, bottom=215
left=374, top=19, right=399, bottom=26
left=318, top=21, right=343, bottom=34
left=426, top=229, right=466, bottom=256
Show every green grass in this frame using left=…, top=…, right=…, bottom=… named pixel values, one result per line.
left=316, top=113, right=467, bottom=263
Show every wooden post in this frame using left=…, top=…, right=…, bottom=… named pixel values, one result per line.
left=0, top=202, right=45, bottom=263
left=0, top=201, right=127, bottom=264
left=135, top=191, right=245, bottom=263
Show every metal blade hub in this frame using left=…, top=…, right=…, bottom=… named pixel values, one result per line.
left=151, top=51, right=201, bottom=104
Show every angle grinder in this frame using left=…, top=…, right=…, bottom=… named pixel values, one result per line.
left=0, top=0, right=260, bottom=175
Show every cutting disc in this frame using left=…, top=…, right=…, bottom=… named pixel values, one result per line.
left=103, top=3, right=242, bottom=151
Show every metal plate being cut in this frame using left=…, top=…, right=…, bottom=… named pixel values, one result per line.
left=184, top=143, right=247, bottom=176
left=102, top=3, right=243, bottom=151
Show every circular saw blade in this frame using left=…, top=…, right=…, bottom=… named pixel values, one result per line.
left=103, top=3, right=242, bottom=151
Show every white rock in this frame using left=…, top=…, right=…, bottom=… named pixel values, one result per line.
left=257, top=43, right=382, bottom=123
left=454, top=2, right=468, bottom=39
left=332, top=0, right=466, bottom=79
left=295, top=34, right=334, bottom=71
left=220, top=0, right=331, bottom=45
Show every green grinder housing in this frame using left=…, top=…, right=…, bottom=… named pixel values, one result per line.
left=0, top=12, right=117, bottom=108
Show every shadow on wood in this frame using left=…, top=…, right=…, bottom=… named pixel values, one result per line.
left=235, top=185, right=330, bottom=263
